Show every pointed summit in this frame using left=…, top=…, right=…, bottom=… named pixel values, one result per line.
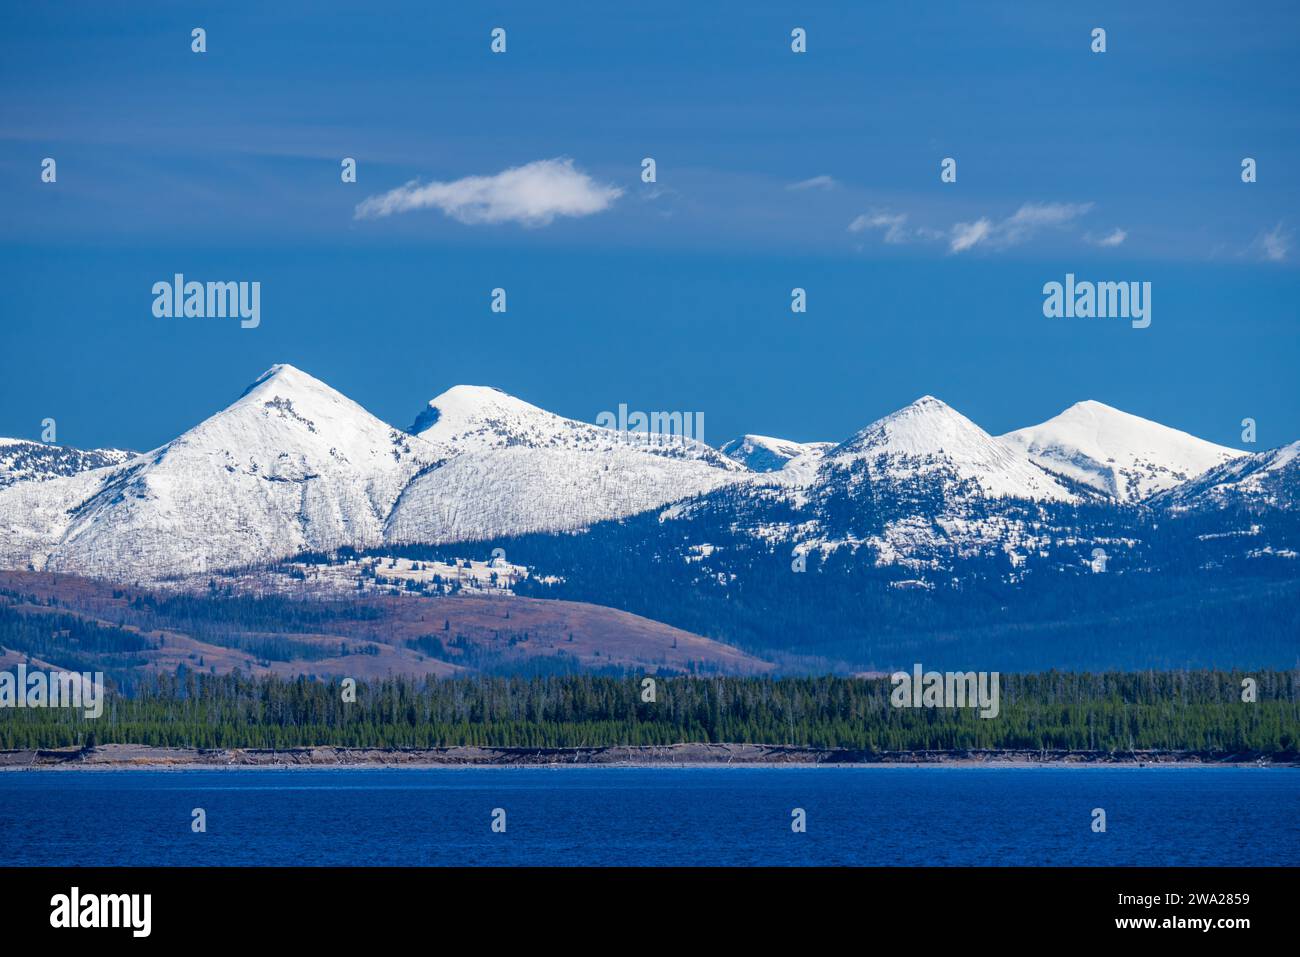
left=833, top=396, right=985, bottom=459
left=241, top=362, right=310, bottom=390
left=235, top=362, right=319, bottom=394
left=827, top=396, right=1076, bottom=502
left=0, top=364, right=437, bottom=578
left=1001, top=400, right=1244, bottom=501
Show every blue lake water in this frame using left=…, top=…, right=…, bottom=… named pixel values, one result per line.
left=0, top=766, right=1295, bottom=866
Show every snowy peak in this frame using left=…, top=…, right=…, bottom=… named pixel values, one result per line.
left=196, top=363, right=422, bottom=461
left=410, top=384, right=543, bottom=438
left=411, top=384, right=581, bottom=455
left=833, top=396, right=982, bottom=458
left=720, top=434, right=832, bottom=472
left=152, top=362, right=435, bottom=492
left=1001, top=400, right=1244, bottom=502
left=387, top=385, right=750, bottom=544
left=2, top=363, right=440, bottom=578
left=410, top=384, right=744, bottom=471
left=229, top=363, right=396, bottom=433
left=827, top=396, right=1076, bottom=502
left=238, top=361, right=310, bottom=395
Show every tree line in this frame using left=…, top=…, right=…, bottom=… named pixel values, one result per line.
left=1, top=669, right=1295, bottom=753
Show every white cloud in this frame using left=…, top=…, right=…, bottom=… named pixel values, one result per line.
left=1005, top=202, right=1094, bottom=227
left=354, top=158, right=623, bottom=226
left=950, top=218, right=993, bottom=252
left=849, top=210, right=946, bottom=245
left=1087, top=228, right=1127, bottom=248
left=788, top=175, right=839, bottom=191
left=846, top=200, right=1101, bottom=256
left=849, top=211, right=909, bottom=243
left=949, top=202, right=1094, bottom=254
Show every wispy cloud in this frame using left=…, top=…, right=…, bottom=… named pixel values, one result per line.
left=1086, top=228, right=1128, bottom=247
left=949, top=218, right=994, bottom=253
left=1001, top=202, right=1093, bottom=239
left=849, top=211, right=906, bottom=243
left=787, top=174, right=839, bottom=191
left=354, top=158, right=623, bottom=226
left=949, top=202, right=1094, bottom=253
left=1253, top=222, right=1291, bottom=262
left=847, top=201, right=1098, bottom=254
left=848, top=210, right=943, bottom=245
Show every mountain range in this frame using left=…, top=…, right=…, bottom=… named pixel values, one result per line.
left=1, top=364, right=1297, bottom=673
left=0, top=363, right=1294, bottom=583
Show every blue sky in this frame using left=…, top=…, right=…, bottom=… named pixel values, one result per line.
left=1, top=1, right=1297, bottom=452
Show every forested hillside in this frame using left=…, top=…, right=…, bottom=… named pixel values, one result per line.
left=373, top=501, right=1300, bottom=671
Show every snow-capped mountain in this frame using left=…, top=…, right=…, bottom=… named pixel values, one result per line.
left=658, top=397, right=1088, bottom=573
left=0, top=365, right=437, bottom=577
left=1001, top=400, right=1244, bottom=502
left=654, top=398, right=1298, bottom=578
left=386, top=385, right=748, bottom=544
left=720, top=434, right=833, bottom=472
left=825, top=396, right=1077, bottom=504
left=1155, top=441, right=1300, bottom=511
left=410, top=384, right=740, bottom=469
left=0, top=438, right=134, bottom=488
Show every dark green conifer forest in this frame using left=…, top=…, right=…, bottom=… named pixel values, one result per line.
left=2, top=669, right=1296, bottom=754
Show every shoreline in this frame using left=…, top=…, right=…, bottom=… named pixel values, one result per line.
left=2, top=743, right=1294, bottom=770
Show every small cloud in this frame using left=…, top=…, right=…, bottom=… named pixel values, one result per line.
left=950, top=218, right=993, bottom=252
left=849, top=211, right=909, bottom=243
left=1255, top=222, right=1291, bottom=262
left=999, top=202, right=1094, bottom=244
left=1086, top=228, right=1128, bottom=248
left=950, top=201, right=1094, bottom=254
left=787, top=175, right=839, bottom=191
left=849, top=210, right=946, bottom=246
left=354, top=158, right=623, bottom=226
left=1005, top=202, right=1094, bottom=228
